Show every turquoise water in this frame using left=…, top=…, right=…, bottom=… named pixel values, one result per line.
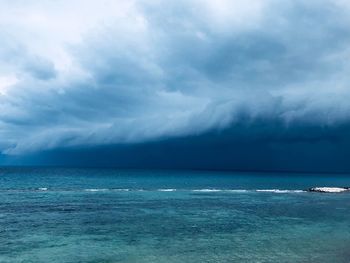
left=1, top=168, right=350, bottom=262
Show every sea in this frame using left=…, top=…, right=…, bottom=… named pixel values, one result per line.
left=1, top=167, right=350, bottom=263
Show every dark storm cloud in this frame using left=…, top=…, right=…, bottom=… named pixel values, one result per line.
left=1, top=0, right=350, bottom=166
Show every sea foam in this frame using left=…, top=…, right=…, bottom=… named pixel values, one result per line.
left=309, top=187, right=350, bottom=193
left=256, top=189, right=305, bottom=193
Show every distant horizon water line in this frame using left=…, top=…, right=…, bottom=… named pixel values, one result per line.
left=1, top=165, right=350, bottom=177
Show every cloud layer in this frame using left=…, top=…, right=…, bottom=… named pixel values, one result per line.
left=1, top=0, right=350, bottom=155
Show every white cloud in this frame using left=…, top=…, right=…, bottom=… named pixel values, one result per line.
left=0, top=75, right=18, bottom=95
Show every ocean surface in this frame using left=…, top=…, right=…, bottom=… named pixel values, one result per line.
left=1, top=168, right=350, bottom=263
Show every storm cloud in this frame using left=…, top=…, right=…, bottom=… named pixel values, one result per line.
left=1, top=0, right=350, bottom=169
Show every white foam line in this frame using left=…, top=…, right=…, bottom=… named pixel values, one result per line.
left=226, top=189, right=248, bottom=193
left=84, top=188, right=108, bottom=192
left=256, top=189, right=305, bottom=193
left=310, top=187, right=349, bottom=193
left=1, top=188, right=307, bottom=193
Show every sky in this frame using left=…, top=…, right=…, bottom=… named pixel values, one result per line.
left=1, top=0, right=350, bottom=172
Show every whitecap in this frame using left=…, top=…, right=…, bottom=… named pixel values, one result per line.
left=309, top=187, right=349, bottom=193
left=226, top=189, right=248, bottom=193
left=256, top=189, right=305, bottom=193
left=84, top=188, right=108, bottom=192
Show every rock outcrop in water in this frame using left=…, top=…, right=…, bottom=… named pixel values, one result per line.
left=308, top=187, right=350, bottom=193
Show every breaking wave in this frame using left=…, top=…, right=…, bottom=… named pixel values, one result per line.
left=0, top=188, right=308, bottom=193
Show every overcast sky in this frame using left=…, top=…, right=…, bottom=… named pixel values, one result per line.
left=1, top=0, right=350, bottom=171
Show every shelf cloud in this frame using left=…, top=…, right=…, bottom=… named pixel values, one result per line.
left=1, top=0, right=350, bottom=164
